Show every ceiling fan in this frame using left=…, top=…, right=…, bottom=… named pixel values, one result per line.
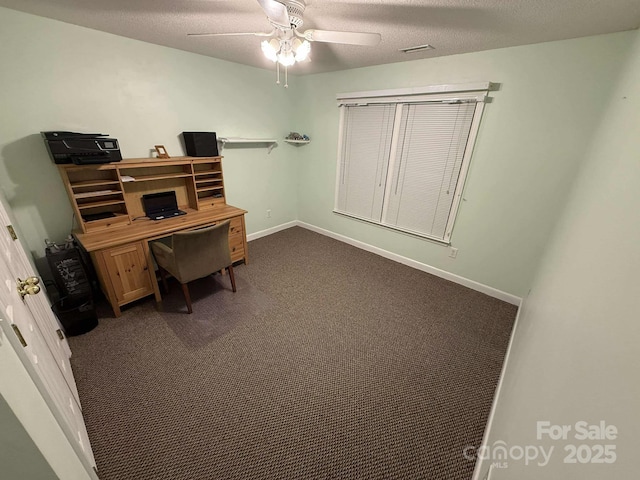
left=188, top=0, right=382, bottom=87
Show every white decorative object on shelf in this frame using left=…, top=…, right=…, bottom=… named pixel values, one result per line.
left=217, top=137, right=278, bottom=154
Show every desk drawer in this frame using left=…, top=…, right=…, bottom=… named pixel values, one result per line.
left=198, top=195, right=226, bottom=209
left=228, top=216, right=245, bottom=263
left=231, top=248, right=245, bottom=263
left=229, top=233, right=244, bottom=261
left=228, top=216, right=243, bottom=236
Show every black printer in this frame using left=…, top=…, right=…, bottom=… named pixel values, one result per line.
left=42, top=131, right=122, bottom=165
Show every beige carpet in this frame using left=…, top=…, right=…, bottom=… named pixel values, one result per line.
left=69, top=226, right=517, bottom=480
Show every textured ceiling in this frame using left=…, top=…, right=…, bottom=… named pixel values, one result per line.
left=1, top=0, right=639, bottom=75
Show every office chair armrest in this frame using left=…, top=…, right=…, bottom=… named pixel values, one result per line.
left=151, top=241, right=173, bottom=256
left=150, top=241, right=178, bottom=275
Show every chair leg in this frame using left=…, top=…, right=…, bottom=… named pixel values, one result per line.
left=159, top=267, right=169, bottom=294
left=227, top=265, right=237, bottom=292
left=181, top=283, right=193, bottom=314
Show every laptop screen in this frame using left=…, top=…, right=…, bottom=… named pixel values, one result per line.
left=142, top=191, right=179, bottom=217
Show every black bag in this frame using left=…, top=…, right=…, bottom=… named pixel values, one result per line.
left=52, top=296, right=98, bottom=336
left=46, top=241, right=98, bottom=335
left=46, top=244, right=93, bottom=300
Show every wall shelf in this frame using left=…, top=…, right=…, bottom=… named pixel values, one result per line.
left=218, top=137, right=278, bottom=154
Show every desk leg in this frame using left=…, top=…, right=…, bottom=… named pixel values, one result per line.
left=143, top=241, right=163, bottom=303
left=91, top=251, right=122, bottom=318
left=241, top=215, right=249, bottom=264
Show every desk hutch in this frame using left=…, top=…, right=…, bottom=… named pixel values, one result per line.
left=57, top=156, right=248, bottom=316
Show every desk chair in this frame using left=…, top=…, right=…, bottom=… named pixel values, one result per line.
left=150, top=221, right=236, bottom=314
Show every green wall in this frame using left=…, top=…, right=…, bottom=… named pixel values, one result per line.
left=0, top=6, right=636, bottom=298
left=295, top=32, right=635, bottom=297
left=0, top=7, right=299, bottom=259
left=2, top=6, right=639, bottom=477
left=474, top=28, right=640, bottom=479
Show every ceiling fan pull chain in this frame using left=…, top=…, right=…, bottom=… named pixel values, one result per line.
left=285, top=65, right=289, bottom=88
left=276, top=62, right=280, bottom=85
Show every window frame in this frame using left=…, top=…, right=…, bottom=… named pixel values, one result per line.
left=333, top=83, right=492, bottom=244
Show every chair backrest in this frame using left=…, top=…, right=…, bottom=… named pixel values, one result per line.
left=171, top=221, right=232, bottom=283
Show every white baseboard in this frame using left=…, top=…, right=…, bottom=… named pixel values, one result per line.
left=297, top=221, right=521, bottom=305
left=246, top=220, right=521, bottom=306
left=246, top=221, right=298, bottom=242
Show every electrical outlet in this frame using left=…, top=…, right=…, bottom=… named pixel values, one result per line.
left=266, top=209, right=272, bottom=218
left=449, top=247, right=458, bottom=259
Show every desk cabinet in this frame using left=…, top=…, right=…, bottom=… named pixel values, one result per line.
left=99, top=242, right=154, bottom=308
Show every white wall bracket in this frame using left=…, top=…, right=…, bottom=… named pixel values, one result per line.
left=284, top=139, right=310, bottom=146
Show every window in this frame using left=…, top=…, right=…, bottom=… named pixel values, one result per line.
left=334, top=83, right=491, bottom=243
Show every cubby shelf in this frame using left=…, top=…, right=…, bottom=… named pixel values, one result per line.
left=58, top=156, right=228, bottom=233
left=195, top=178, right=223, bottom=183
left=77, top=199, right=125, bottom=210
left=71, top=179, right=120, bottom=189
left=74, top=190, right=121, bottom=199
left=121, top=172, right=193, bottom=182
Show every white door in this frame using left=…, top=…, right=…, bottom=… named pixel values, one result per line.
left=0, top=194, right=95, bottom=468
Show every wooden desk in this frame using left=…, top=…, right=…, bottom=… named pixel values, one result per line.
left=58, top=157, right=248, bottom=317
left=73, top=205, right=248, bottom=317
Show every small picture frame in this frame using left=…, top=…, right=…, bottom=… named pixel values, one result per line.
left=154, top=145, right=170, bottom=159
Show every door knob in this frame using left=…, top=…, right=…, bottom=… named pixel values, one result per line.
left=17, top=277, right=41, bottom=299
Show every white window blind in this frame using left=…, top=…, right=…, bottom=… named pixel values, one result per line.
left=336, top=104, right=395, bottom=222
left=383, top=102, right=476, bottom=238
left=334, top=83, right=489, bottom=243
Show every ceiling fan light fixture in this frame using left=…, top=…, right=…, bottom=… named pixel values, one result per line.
left=261, top=39, right=279, bottom=62
left=278, top=49, right=296, bottom=67
left=293, top=39, right=311, bottom=62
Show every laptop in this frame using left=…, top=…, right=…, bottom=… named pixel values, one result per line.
left=142, top=191, right=186, bottom=220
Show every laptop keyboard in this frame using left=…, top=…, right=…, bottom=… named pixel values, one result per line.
left=151, top=210, right=186, bottom=220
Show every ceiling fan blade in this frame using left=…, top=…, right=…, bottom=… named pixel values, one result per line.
left=188, top=31, right=274, bottom=38
left=301, top=29, right=381, bottom=46
left=257, top=0, right=290, bottom=29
